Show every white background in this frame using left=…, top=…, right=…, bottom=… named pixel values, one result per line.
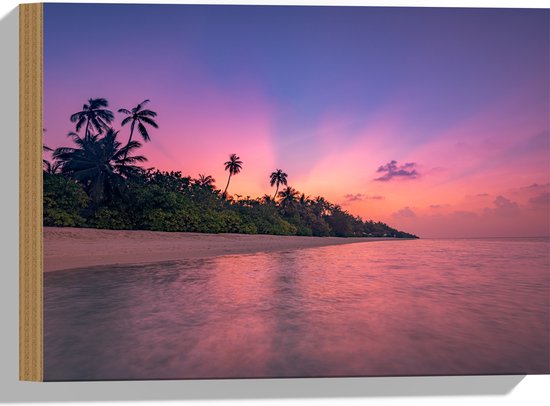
left=0, top=0, right=548, bottom=405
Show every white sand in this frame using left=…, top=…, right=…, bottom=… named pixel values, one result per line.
left=43, top=227, right=394, bottom=272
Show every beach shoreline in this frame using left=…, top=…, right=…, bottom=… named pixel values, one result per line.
left=43, top=227, right=404, bottom=272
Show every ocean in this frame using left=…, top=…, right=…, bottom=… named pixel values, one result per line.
left=44, top=237, right=550, bottom=381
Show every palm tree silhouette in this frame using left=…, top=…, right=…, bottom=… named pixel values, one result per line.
left=298, top=193, right=311, bottom=207
left=118, top=99, right=158, bottom=166
left=70, top=98, right=114, bottom=137
left=269, top=169, right=288, bottom=200
left=43, top=144, right=53, bottom=168
left=43, top=159, right=61, bottom=175
left=223, top=153, right=243, bottom=197
left=54, top=129, right=146, bottom=204
left=261, top=194, right=275, bottom=205
left=278, top=186, right=299, bottom=209
left=312, top=196, right=330, bottom=216
left=195, top=174, right=216, bottom=188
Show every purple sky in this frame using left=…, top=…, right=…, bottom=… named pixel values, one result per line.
left=43, top=4, right=550, bottom=237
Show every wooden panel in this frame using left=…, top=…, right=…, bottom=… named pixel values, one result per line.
left=19, top=2, right=43, bottom=382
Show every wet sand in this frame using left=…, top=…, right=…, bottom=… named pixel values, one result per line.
left=44, top=227, right=394, bottom=272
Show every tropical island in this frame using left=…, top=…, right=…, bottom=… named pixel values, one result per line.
left=43, top=98, right=418, bottom=241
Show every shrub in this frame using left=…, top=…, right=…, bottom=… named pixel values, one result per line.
left=43, top=173, right=88, bottom=227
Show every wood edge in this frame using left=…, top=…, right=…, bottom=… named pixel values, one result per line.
left=19, top=2, right=43, bottom=382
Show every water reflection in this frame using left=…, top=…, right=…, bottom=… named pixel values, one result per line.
left=44, top=238, right=550, bottom=381
left=266, top=251, right=309, bottom=377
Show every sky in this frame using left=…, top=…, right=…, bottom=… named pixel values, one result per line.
left=43, top=4, right=550, bottom=238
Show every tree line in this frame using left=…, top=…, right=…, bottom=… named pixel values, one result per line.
left=43, top=97, right=418, bottom=238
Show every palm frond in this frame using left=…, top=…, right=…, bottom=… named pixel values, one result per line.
left=139, top=109, right=157, bottom=118
left=52, top=146, right=77, bottom=158
left=90, top=98, right=109, bottom=108
left=137, top=122, right=151, bottom=142
left=96, top=109, right=115, bottom=122
left=117, top=155, right=147, bottom=164
left=70, top=111, right=83, bottom=122
left=136, top=99, right=150, bottom=110
left=139, top=116, right=158, bottom=128
left=75, top=117, right=86, bottom=132
left=120, top=116, right=133, bottom=126
left=115, top=140, right=143, bottom=160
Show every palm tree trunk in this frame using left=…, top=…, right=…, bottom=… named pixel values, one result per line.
left=84, top=119, right=90, bottom=139
left=273, top=183, right=279, bottom=200
left=223, top=173, right=232, bottom=198
left=120, top=121, right=136, bottom=170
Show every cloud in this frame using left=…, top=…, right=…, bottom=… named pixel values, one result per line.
left=392, top=206, right=417, bottom=219
left=374, top=160, right=419, bottom=182
left=529, top=192, right=550, bottom=206
left=344, top=193, right=365, bottom=202
left=523, top=183, right=550, bottom=190
left=475, top=193, right=489, bottom=197
left=343, top=194, right=385, bottom=203
left=484, top=195, right=520, bottom=217
left=429, top=204, right=449, bottom=209
left=513, top=183, right=550, bottom=195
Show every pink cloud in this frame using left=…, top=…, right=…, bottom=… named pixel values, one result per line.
left=484, top=196, right=521, bottom=217
left=375, top=160, right=419, bottom=182
left=392, top=207, right=417, bottom=219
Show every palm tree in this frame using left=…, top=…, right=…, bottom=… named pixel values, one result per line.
left=223, top=153, right=243, bottom=197
left=269, top=169, right=288, bottom=200
left=195, top=174, right=216, bottom=188
left=312, top=196, right=330, bottom=216
left=70, top=98, right=114, bottom=137
left=298, top=193, right=310, bottom=206
left=118, top=99, right=158, bottom=166
left=43, top=159, right=62, bottom=175
left=261, top=194, right=275, bottom=205
left=278, top=186, right=299, bottom=209
left=53, top=129, right=146, bottom=204
left=43, top=144, right=53, bottom=168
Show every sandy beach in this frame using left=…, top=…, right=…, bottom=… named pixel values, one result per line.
left=43, top=227, right=395, bottom=272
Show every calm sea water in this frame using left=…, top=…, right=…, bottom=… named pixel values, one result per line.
left=44, top=238, right=550, bottom=381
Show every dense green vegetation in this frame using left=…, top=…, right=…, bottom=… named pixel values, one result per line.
left=43, top=97, right=418, bottom=239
